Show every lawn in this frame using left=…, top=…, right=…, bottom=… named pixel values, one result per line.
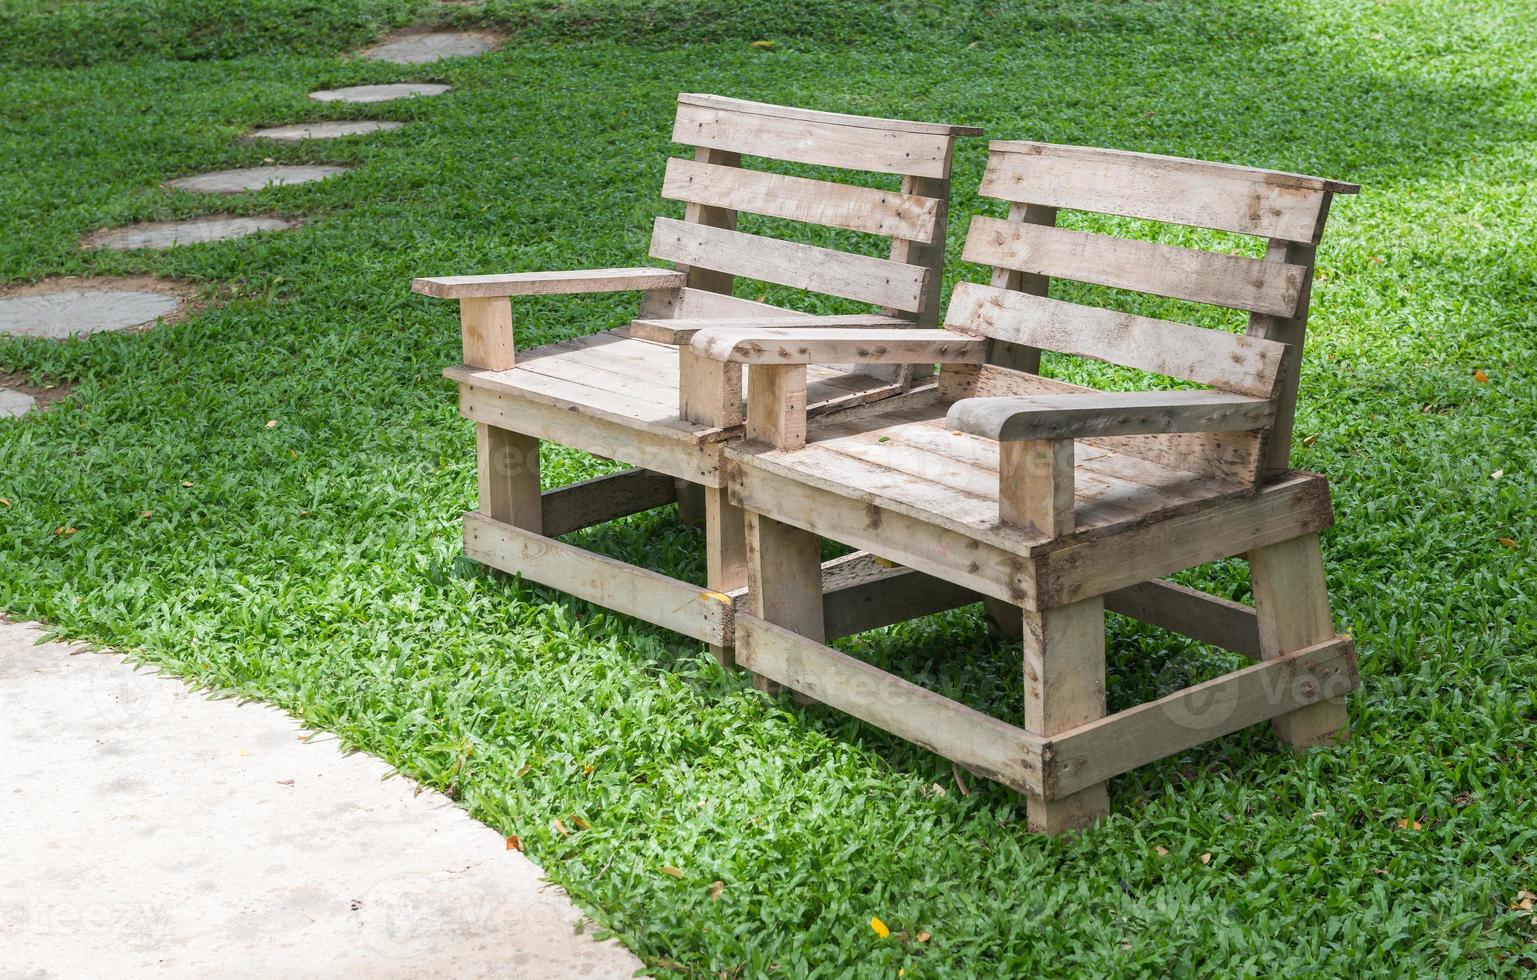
left=2, top=0, right=1536, bottom=974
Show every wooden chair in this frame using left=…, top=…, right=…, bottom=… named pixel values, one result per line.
left=411, top=94, right=981, bottom=661
left=698, top=141, right=1362, bottom=832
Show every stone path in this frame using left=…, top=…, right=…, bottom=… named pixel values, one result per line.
left=0, top=386, right=35, bottom=418
left=0, top=619, right=643, bottom=979
left=83, top=216, right=299, bottom=251
left=165, top=165, right=352, bottom=194
left=0, top=287, right=182, bottom=340
left=361, top=31, right=501, bottom=64
left=310, top=83, right=451, bottom=104
left=250, top=121, right=405, bottom=142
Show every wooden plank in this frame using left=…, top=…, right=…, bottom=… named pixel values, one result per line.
left=463, top=513, right=733, bottom=645
left=663, top=157, right=941, bottom=243
left=734, top=614, right=1045, bottom=796
left=458, top=383, right=721, bottom=485
left=693, top=327, right=984, bottom=365
left=963, top=216, right=1307, bottom=316
left=1103, top=579, right=1262, bottom=658
left=705, top=486, right=748, bottom=667
left=947, top=390, right=1274, bottom=442
left=818, top=554, right=977, bottom=638
left=981, top=142, right=1347, bottom=243
left=728, top=456, right=1031, bottom=604
left=635, top=285, right=800, bottom=326
left=945, top=281, right=1286, bottom=398
left=1036, top=472, right=1334, bottom=607
left=631, top=313, right=909, bottom=346
left=649, top=217, right=930, bottom=312
left=459, top=296, right=515, bottom=371
left=477, top=425, right=540, bottom=529
left=1022, top=597, right=1109, bottom=827
left=674, top=100, right=957, bottom=179
left=677, top=347, right=745, bottom=427
left=1045, top=636, right=1357, bottom=797
left=745, top=364, right=808, bottom=450
left=745, top=513, right=825, bottom=694
left=1000, top=438, right=1074, bottom=536
left=540, top=468, right=679, bottom=538
left=677, top=146, right=741, bottom=295
left=1247, top=233, right=1325, bottom=477
left=677, top=94, right=984, bottom=137
left=1249, top=532, right=1352, bottom=749
left=414, top=267, right=684, bottom=299
left=988, top=202, right=1056, bottom=374
left=871, top=171, right=951, bottom=388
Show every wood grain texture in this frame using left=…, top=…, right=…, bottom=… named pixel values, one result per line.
left=1021, top=597, right=1109, bottom=828
left=677, top=94, right=984, bottom=137
left=962, top=216, right=1307, bottom=316
left=691, top=327, right=984, bottom=365
left=540, top=468, right=678, bottom=537
left=414, top=267, right=685, bottom=299
left=663, top=157, right=941, bottom=242
left=947, top=390, right=1273, bottom=442
left=458, top=296, right=515, bottom=371
left=632, top=313, right=908, bottom=346
left=649, top=217, right=930, bottom=312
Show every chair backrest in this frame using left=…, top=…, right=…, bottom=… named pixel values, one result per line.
left=645, top=94, right=982, bottom=333
left=941, top=140, right=1358, bottom=485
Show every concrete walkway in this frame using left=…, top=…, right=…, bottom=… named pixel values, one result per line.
left=0, top=619, right=642, bottom=979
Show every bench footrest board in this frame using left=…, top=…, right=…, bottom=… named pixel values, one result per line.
left=464, top=512, right=734, bottom=645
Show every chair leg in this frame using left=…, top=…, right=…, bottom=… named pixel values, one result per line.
left=477, top=423, right=540, bottom=530
left=705, top=487, right=748, bottom=668
left=1022, top=597, right=1109, bottom=833
left=745, top=512, right=825, bottom=695
left=1249, top=532, right=1351, bottom=751
left=675, top=479, right=707, bottom=528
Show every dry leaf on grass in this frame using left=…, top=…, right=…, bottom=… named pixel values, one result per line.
left=505, top=835, right=521, bottom=851
left=869, top=915, right=890, bottom=938
left=709, top=880, right=725, bottom=900
left=660, top=865, right=684, bottom=879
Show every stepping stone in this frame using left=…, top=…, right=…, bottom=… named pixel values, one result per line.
left=250, top=121, right=404, bottom=142
left=0, top=386, right=35, bottom=418
left=166, top=165, right=350, bottom=194
left=309, top=83, right=450, bottom=104
left=0, top=288, right=182, bottom=340
left=360, top=32, right=499, bottom=64
left=82, top=215, right=299, bottom=251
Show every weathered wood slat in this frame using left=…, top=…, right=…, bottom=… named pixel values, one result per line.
left=649, top=217, right=930, bottom=312
left=693, top=326, right=985, bottom=365
left=463, top=512, right=733, bottom=645
left=1103, top=579, right=1262, bottom=658
left=1045, top=636, right=1357, bottom=797
left=962, top=217, right=1306, bottom=317
left=945, top=281, right=1286, bottom=398
left=677, top=94, right=984, bottom=137
left=662, top=158, right=942, bottom=243
left=981, top=142, right=1349, bottom=243
left=414, top=268, right=685, bottom=299
left=540, top=468, right=680, bottom=538
left=636, top=285, right=798, bottom=324
left=632, top=313, right=908, bottom=346
left=674, top=100, right=958, bottom=179
left=735, top=614, right=1045, bottom=796
left=946, top=390, right=1274, bottom=442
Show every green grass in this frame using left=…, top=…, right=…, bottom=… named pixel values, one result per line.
left=3, top=0, right=1536, bottom=974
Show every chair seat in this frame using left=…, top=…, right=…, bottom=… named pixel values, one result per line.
left=445, top=329, right=910, bottom=444
left=733, top=390, right=1262, bottom=553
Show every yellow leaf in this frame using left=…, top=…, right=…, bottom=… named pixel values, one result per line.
left=265, top=419, right=277, bottom=429
left=916, top=931, right=932, bottom=943
left=571, top=816, right=590, bottom=830
left=1396, top=818, right=1422, bottom=830
left=1473, top=369, right=1489, bottom=383
left=181, top=480, right=193, bottom=488
left=505, top=835, right=522, bottom=851
left=709, top=880, right=725, bottom=900
left=1498, top=537, right=1517, bottom=550
left=0, top=497, right=10, bottom=506
left=140, top=510, right=153, bottom=519
left=553, top=818, right=569, bottom=836
left=1490, top=469, right=1504, bottom=480
left=1200, top=852, right=1212, bottom=865
left=869, top=915, right=889, bottom=938
left=660, top=865, right=684, bottom=879
left=749, top=39, right=776, bottom=48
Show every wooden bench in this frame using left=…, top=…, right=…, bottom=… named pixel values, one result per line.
left=412, top=94, right=981, bottom=660
left=706, top=140, right=1361, bottom=832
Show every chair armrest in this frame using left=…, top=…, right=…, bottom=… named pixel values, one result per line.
left=412, top=267, right=686, bottom=299
left=690, top=327, right=986, bottom=365
left=947, top=390, right=1274, bottom=442
left=632, top=314, right=911, bottom=346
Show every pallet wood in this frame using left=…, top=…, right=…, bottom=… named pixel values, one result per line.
left=540, top=468, right=679, bottom=538
left=415, top=267, right=685, bottom=299
left=663, top=157, right=941, bottom=242
left=1046, top=635, right=1356, bottom=797
left=746, top=365, right=808, bottom=450
left=1247, top=234, right=1325, bottom=477
left=945, top=281, right=1287, bottom=398
left=981, top=141, right=1355, bottom=242
left=1248, top=532, right=1352, bottom=749
left=635, top=285, right=802, bottom=326
left=649, top=217, right=930, bottom=312
left=735, top=614, right=1045, bottom=794
left=744, top=513, right=825, bottom=693
left=633, top=313, right=907, bottom=346
left=962, top=216, right=1307, bottom=317
left=674, top=98, right=960, bottom=179
left=987, top=202, right=1055, bottom=373
left=694, top=327, right=985, bottom=366
left=464, top=512, right=734, bottom=645
left=999, top=438, right=1074, bottom=536
left=459, top=296, right=516, bottom=371
left=477, top=425, right=540, bottom=529
left=1021, top=597, right=1109, bottom=832
left=948, top=390, right=1273, bottom=443
left=1103, top=578, right=1262, bottom=658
